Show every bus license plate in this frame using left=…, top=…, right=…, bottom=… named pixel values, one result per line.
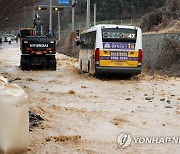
left=111, top=51, right=128, bottom=57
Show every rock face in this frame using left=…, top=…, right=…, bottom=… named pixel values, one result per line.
left=142, top=33, right=180, bottom=76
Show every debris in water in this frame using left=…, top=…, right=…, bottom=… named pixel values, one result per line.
left=29, top=110, right=44, bottom=131
left=165, top=106, right=173, bottom=109
left=167, top=100, right=171, bottom=103
left=126, top=98, right=131, bottom=100
left=45, top=135, right=81, bottom=143
left=81, top=86, right=87, bottom=88
left=145, top=97, right=154, bottom=100
left=67, top=90, right=76, bottom=94
left=160, top=98, right=166, bottom=101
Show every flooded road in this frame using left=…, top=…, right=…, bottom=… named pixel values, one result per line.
left=0, top=42, right=180, bottom=153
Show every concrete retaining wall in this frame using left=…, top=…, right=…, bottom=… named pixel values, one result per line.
left=142, top=33, right=180, bottom=69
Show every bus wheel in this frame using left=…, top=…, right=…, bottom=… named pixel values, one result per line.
left=80, top=60, right=84, bottom=74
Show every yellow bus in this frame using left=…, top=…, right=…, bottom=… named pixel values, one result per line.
left=78, top=24, right=142, bottom=75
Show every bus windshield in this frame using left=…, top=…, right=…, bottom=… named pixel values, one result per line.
left=102, top=28, right=137, bottom=43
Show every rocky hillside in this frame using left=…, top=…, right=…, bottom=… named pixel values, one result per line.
left=141, top=0, right=180, bottom=32
left=0, top=0, right=71, bottom=34
left=76, top=0, right=166, bottom=21
left=0, top=0, right=167, bottom=33
left=0, top=0, right=40, bottom=32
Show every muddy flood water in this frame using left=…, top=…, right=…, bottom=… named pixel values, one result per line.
left=0, top=42, right=180, bottom=153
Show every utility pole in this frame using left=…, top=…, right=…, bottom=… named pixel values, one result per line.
left=72, top=0, right=77, bottom=50
left=94, top=3, right=96, bottom=26
left=72, top=0, right=75, bottom=32
left=49, top=0, right=53, bottom=35
left=86, top=0, right=90, bottom=29
left=58, top=10, right=61, bottom=41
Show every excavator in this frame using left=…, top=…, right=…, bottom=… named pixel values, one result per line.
left=20, top=14, right=56, bottom=70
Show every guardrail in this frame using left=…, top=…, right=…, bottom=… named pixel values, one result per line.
left=69, top=18, right=142, bottom=31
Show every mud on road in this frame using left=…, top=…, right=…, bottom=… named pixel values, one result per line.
left=0, top=43, right=180, bottom=153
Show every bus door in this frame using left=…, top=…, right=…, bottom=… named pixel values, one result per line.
left=80, top=31, right=96, bottom=73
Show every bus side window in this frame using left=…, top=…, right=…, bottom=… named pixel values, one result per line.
left=81, top=31, right=96, bottom=50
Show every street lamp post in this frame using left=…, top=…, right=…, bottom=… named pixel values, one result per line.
left=94, top=3, right=96, bottom=26
left=72, top=0, right=75, bottom=32
left=49, top=0, right=53, bottom=36
left=36, top=2, right=69, bottom=39
left=71, top=0, right=77, bottom=50
left=58, top=10, right=61, bottom=41
left=86, top=0, right=90, bottom=29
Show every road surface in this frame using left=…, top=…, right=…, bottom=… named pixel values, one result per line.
left=0, top=42, right=180, bottom=153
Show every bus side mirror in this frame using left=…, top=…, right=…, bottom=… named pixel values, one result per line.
left=76, top=40, right=81, bottom=46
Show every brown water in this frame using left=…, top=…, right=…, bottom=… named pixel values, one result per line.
left=0, top=42, right=180, bottom=153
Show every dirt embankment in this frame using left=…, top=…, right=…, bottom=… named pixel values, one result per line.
left=57, top=30, right=80, bottom=59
